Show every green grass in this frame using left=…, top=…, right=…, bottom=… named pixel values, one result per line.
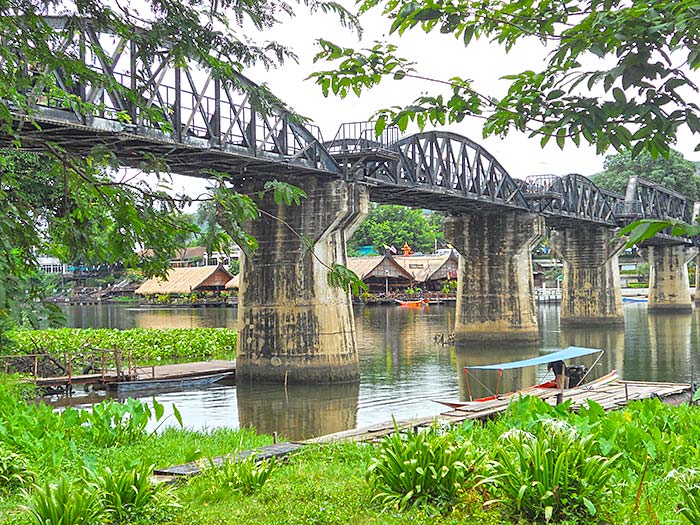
left=1, top=377, right=700, bottom=524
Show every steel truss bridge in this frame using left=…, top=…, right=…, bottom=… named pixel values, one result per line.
left=1, top=17, right=696, bottom=244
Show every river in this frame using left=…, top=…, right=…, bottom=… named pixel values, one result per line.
left=59, top=303, right=700, bottom=440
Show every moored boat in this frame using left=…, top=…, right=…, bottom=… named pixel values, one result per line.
left=106, top=371, right=233, bottom=394
left=394, top=298, right=429, bottom=307
left=433, top=346, right=617, bottom=408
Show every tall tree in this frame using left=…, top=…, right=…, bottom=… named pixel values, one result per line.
left=0, top=3, right=362, bottom=330
left=311, top=0, right=700, bottom=158
left=0, top=149, right=197, bottom=334
left=592, top=150, right=700, bottom=201
left=349, top=204, right=444, bottom=255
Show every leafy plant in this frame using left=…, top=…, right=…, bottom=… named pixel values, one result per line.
left=79, top=397, right=178, bottom=447
left=24, top=477, right=104, bottom=525
left=0, top=444, right=33, bottom=493
left=440, top=280, right=457, bottom=294
left=485, top=419, right=620, bottom=523
left=203, top=452, right=277, bottom=498
left=366, top=423, right=482, bottom=513
left=91, top=464, right=179, bottom=523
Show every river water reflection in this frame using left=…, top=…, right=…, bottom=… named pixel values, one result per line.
left=60, top=303, right=700, bottom=440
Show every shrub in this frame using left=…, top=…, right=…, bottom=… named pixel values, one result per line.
left=485, top=419, right=620, bottom=523
left=366, top=424, right=482, bottom=514
left=24, top=477, right=104, bottom=525
left=91, top=464, right=179, bottom=523
left=202, top=452, right=276, bottom=499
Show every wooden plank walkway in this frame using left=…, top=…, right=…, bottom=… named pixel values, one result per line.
left=154, top=442, right=303, bottom=477
left=305, top=380, right=691, bottom=444
left=132, top=360, right=235, bottom=381
left=153, top=379, right=691, bottom=479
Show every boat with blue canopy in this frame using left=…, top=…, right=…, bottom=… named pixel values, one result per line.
left=435, top=346, right=618, bottom=408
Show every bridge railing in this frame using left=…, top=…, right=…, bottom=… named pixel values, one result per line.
left=613, top=201, right=643, bottom=219
left=35, top=68, right=327, bottom=159
left=326, top=121, right=399, bottom=155
left=521, top=175, right=563, bottom=200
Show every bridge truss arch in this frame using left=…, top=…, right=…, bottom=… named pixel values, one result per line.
left=524, top=174, right=621, bottom=227
left=333, top=129, right=531, bottom=213
left=3, top=16, right=338, bottom=179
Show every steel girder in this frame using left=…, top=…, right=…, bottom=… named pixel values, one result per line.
left=627, top=178, right=692, bottom=223
left=2, top=16, right=338, bottom=179
left=525, top=174, right=620, bottom=227
left=331, top=130, right=531, bottom=213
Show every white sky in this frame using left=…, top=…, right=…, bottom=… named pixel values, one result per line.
left=173, top=4, right=700, bottom=196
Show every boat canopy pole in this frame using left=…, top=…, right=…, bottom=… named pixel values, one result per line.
left=574, top=350, right=605, bottom=386
left=463, top=367, right=499, bottom=401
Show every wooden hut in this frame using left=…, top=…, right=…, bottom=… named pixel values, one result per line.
left=346, top=255, right=414, bottom=294
left=135, top=265, right=234, bottom=296
left=394, top=252, right=459, bottom=291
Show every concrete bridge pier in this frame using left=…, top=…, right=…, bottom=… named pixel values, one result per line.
left=549, top=227, right=624, bottom=325
left=236, top=178, right=369, bottom=384
left=647, top=245, right=697, bottom=312
left=445, top=211, right=544, bottom=343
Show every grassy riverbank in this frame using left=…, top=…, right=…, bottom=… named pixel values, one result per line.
left=5, top=328, right=237, bottom=364
left=1, top=377, right=699, bottom=524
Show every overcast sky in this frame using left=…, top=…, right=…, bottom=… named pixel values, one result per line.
left=174, top=4, right=700, bottom=196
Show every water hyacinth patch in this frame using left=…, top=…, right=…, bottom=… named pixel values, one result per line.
left=7, top=327, right=237, bottom=363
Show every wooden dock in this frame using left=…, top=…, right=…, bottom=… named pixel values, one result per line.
left=153, top=379, right=692, bottom=480
left=35, top=360, right=235, bottom=391
left=130, top=360, right=235, bottom=381
left=305, top=380, right=691, bottom=444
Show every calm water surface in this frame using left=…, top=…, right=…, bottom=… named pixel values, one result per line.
left=59, top=303, right=700, bottom=440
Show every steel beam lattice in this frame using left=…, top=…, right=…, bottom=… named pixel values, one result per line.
left=3, top=16, right=338, bottom=179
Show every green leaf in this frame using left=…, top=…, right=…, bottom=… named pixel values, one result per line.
left=152, top=397, right=164, bottom=421
left=173, top=403, right=183, bottom=428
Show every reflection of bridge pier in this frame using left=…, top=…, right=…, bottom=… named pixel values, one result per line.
left=445, top=211, right=544, bottom=343
left=550, top=227, right=624, bottom=325
left=237, top=382, right=359, bottom=440
left=237, top=179, right=368, bottom=384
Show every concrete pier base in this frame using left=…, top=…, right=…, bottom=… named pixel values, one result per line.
left=647, top=245, right=697, bottom=312
left=445, top=211, right=544, bottom=343
left=550, top=227, right=624, bottom=326
left=236, top=178, right=368, bottom=384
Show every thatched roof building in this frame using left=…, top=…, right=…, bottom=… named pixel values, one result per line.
left=346, top=255, right=414, bottom=292
left=135, top=265, right=234, bottom=295
left=394, top=252, right=459, bottom=289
